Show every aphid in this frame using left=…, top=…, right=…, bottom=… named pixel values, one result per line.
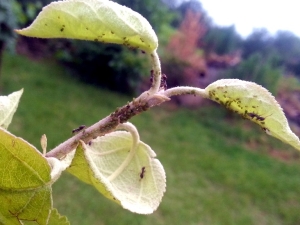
left=150, top=70, right=154, bottom=83
left=160, top=73, right=167, bottom=90
left=140, top=167, right=146, bottom=179
left=262, top=127, right=271, bottom=135
left=72, top=125, right=86, bottom=134
left=60, top=25, right=65, bottom=32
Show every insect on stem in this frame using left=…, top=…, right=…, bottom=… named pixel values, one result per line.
left=72, top=125, right=86, bottom=134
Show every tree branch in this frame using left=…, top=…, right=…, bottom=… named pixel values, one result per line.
left=45, top=91, right=170, bottom=159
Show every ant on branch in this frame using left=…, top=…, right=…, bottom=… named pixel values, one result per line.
left=72, top=125, right=86, bottom=134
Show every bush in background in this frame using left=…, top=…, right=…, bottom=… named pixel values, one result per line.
left=0, top=1, right=17, bottom=79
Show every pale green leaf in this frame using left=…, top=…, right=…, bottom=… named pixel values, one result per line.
left=16, top=0, right=158, bottom=53
left=205, top=79, right=300, bottom=150
left=0, top=128, right=64, bottom=224
left=0, top=89, right=23, bottom=129
left=46, top=157, right=67, bottom=184
left=67, top=131, right=166, bottom=214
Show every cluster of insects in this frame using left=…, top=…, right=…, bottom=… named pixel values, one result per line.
left=150, top=70, right=167, bottom=90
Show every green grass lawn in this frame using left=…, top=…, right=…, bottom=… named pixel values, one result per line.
left=2, top=53, right=300, bottom=225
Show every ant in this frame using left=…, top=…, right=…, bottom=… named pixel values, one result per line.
left=72, top=125, right=86, bottom=134
left=246, top=112, right=272, bottom=122
left=140, top=166, right=146, bottom=180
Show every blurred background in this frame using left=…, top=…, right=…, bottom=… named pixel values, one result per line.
left=2, top=0, right=300, bottom=224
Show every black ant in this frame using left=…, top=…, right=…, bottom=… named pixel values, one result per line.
left=72, top=125, right=86, bottom=134
left=140, top=166, right=146, bottom=179
left=247, top=112, right=272, bottom=121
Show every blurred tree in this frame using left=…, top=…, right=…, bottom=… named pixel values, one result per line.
left=204, top=25, right=242, bottom=55
left=164, top=9, right=206, bottom=87
left=117, top=0, right=175, bottom=32
left=0, top=1, right=17, bottom=80
left=223, top=53, right=282, bottom=94
left=273, top=31, right=300, bottom=60
left=242, top=29, right=273, bottom=59
left=175, top=0, right=211, bottom=29
left=273, top=31, right=300, bottom=76
left=161, top=0, right=184, bottom=8
left=242, top=29, right=300, bottom=77
left=177, top=0, right=204, bottom=16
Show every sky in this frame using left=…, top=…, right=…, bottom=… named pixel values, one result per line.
left=198, top=0, right=300, bottom=38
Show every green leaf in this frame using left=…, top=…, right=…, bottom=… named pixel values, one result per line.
left=16, top=0, right=158, bottom=53
left=205, top=79, right=300, bottom=150
left=5, top=206, right=70, bottom=225
left=47, top=208, right=70, bottom=225
left=67, top=131, right=166, bottom=214
left=0, top=128, right=66, bottom=224
left=0, top=187, right=52, bottom=225
left=0, top=89, right=23, bottom=129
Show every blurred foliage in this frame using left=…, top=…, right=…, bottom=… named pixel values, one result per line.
left=161, top=54, right=188, bottom=87
left=12, top=0, right=42, bottom=27
left=223, top=53, right=282, bottom=95
left=55, top=41, right=150, bottom=94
